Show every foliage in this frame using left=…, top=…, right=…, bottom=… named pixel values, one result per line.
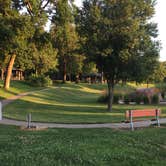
left=27, top=74, right=53, bottom=87
left=152, top=94, right=159, bottom=104
left=123, top=93, right=158, bottom=105
left=144, top=61, right=166, bottom=84
left=97, top=93, right=108, bottom=103
left=124, top=94, right=130, bottom=104
left=98, top=93, right=123, bottom=104
left=0, top=0, right=57, bottom=89
left=51, top=0, right=79, bottom=82
left=135, top=95, right=144, bottom=104
left=156, top=83, right=166, bottom=99
left=66, top=54, right=85, bottom=77
left=142, top=95, right=149, bottom=104
left=78, top=0, right=159, bottom=111
left=82, top=61, right=98, bottom=75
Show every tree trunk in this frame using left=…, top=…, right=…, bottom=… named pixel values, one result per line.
left=1, top=69, right=5, bottom=80
left=107, top=80, right=114, bottom=112
left=75, top=74, right=80, bottom=84
left=63, top=60, right=67, bottom=83
left=4, top=54, right=16, bottom=89
left=101, top=71, right=104, bottom=84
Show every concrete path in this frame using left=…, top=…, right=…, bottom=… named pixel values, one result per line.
left=1, top=92, right=31, bottom=106
left=1, top=88, right=49, bottom=106
left=0, top=118, right=166, bottom=129
left=0, top=89, right=166, bottom=129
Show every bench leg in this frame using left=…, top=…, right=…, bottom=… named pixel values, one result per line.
left=156, top=116, right=160, bottom=127
left=130, top=121, right=134, bottom=131
left=130, top=111, right=134, bottom=131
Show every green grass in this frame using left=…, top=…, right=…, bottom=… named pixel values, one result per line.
left=0, top=80, right=42, bottom=100
left=0, top=124, right=165, bottom=166
left=3, top=83, right=166, bottom=123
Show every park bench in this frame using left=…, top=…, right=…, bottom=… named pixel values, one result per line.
left=125, top=109, right=161, bottom=131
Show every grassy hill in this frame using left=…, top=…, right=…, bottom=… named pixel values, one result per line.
left=0, top=81, right=166, bottom=165
left=0, top=80, right=41, bottom=100
left=2, top=81, right=166, bottom=123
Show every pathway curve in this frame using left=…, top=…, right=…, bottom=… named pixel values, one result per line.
left=0, top=118, right=166, bottom=129
left=1, top=88, right=49, bottom=106
left=0, top=89, right=166, bottom=129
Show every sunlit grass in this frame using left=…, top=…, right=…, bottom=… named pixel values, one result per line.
left=127, top=82, right=154, bottom=88
left=0, top=80, right=42, bottom=100
left=3, top=83, right=166, bottom=123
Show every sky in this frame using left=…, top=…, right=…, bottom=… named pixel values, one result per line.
left=74, top=0, right=166, bottom=62
left=153, top=0, right=166, bottom=61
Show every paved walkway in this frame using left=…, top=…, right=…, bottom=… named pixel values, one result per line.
left=0, top=90, right=166, bottom=129
left=1, top=92, right=31, bottom=106
left=0, top=118, right=166, bottom=129
left=1, top=88, right=49, bottom=106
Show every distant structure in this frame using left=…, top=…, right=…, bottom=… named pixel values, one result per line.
left=0, top=68, right=24, bottom=81
left=11, top=68, right=24, bottom=80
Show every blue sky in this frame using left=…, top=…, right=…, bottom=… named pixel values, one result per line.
left=75, top=0, right=166, bottom=62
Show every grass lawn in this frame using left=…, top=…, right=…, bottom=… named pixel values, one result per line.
left=0, top=124, right=165, bottom=166
left=3, top=83, right=166, bottom=123
left=0, top=80, right=42, bottom=100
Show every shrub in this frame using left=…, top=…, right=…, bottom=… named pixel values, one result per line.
left=97, top=94, right=108, bottom=103
left=27, top=75, right=53, bottom=87
left=142, top=95, right=149, bottom=104
left=152, top=95, right=159, bottom=104
left=134, top=95, right=143, bottom=104
left=113, top=93, right=123, bottom=104
left=124, top=94, right=130, bottom=104
left=97, top=93, right=123, bottom=104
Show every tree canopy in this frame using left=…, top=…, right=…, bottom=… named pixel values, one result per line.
left=0, top=0, right=160, bottom=114
left=78, top=0, right=160, bottom=111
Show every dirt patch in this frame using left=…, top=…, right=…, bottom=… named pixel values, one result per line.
left=20, top=126, right=48, bottom=131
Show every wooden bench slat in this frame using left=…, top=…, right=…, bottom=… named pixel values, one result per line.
left=125, top=108, right=161, bottom=131
left=126, top=109, right=160, bottom=118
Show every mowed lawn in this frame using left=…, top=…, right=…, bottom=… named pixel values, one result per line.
left=0, top=124, right=166, bottom=166
left=3, top=83, right=166, bottom=123
left=0, top=80, right=42, bottom=100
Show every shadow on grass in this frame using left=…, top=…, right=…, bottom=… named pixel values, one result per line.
left=3, top=99, right=125, bottom=123
left=24, top=86, right=101, bottom=105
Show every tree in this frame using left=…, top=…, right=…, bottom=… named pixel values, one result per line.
left=78, top=0, right=159, bottom=111
left=149, top=62, right=166, bottom=83
left=51, top=0, right=78, bottom=83
left=0, top=0, right=56, bottom=88
left=0, top=0, right=34, bottom=89
left=66, top=54, right=84, bottom=82
left=15, top=32, right=58, bottom=77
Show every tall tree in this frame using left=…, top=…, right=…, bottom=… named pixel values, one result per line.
left=0, top=0, right=34, bottom=89
left=51, top=0, right=78, bottom=83
left=78, top=0, right=159, bottom=111
left=0, top=0, right=56, bottom=88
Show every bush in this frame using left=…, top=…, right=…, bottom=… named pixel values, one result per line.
left=97, top=93, right=123, bottom=104
left=113, top=93, right=123, bottom=104
left=152, top=95, right=159, bottom=104
left=135, top=95, right=143, bottom=104
left=97, top=92, right=157, bottom=105
left=27, top=75, right=53, bottom=87
left=142, top=95, right=149, bottom=104
left=97, top=94, right=108, bottom=103
left=124, top=94, right=130, bottom=104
